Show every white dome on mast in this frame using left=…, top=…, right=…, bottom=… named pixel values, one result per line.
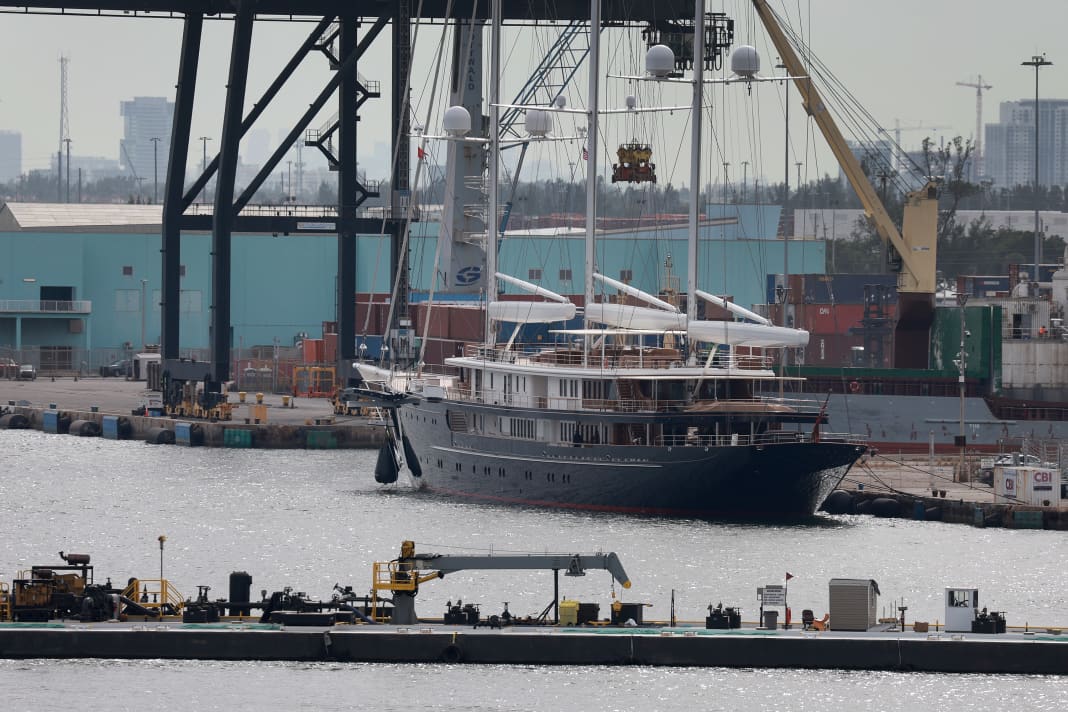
left=525, top=109, right=553, bottom=137
left=443, top=105, right=472, bottom=137
left=731, top=45, right=761, bottom=79
left=645, top=44, right=675, bottom=78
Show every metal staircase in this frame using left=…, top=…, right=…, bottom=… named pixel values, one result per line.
left=303, top=20, right=381, bottom=208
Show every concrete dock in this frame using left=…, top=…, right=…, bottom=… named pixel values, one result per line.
left=0, top=375, right=383, bottom=448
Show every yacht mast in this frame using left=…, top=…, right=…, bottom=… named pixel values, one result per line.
left=583, top=0, right=601, bottom=332
left=485, top=0, right=502, bottom=347
left=687, top=0, right=705, bottom=327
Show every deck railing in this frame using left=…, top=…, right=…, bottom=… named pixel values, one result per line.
left=0, top=299, right=91, bottom=314
left=438, top=385, right=828, bottom=417
left=458, top=343, right=772, bottom=372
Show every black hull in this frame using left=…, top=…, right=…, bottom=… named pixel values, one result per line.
left=396, top=400, right=866, bottom=518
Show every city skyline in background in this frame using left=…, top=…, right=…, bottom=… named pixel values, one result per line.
left=0, top=1, right=1066, bottom=197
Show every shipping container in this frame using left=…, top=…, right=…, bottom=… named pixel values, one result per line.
left=803, top=274, right=898, bottom=305
left=302, top=338, right=324, bottom=364
left=323, top=332, right=338, bottom=364
left=956, top=275, right=1011, bottom=298
left=800, top=333, right=866, bottom=367
left=929, top=305, right=997, bottom=378
left=767, top=273, right=899, bottom=306
left=798, top=303, right=867, bottom=336
left=995, top=466, right=1061, bottom=507
left=449, top=305, right=484, bottom=342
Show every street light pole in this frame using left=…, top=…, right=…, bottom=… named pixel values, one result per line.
left=956, top=291, right=969, bottom=483
left=150, top=137, right=161, bottom=204
left=1022, top=54, right=1052, bottom=280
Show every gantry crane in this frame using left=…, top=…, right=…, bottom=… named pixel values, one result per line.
left=751, top=0, right=940, bottom=368
left=371, top=540, right=631, bottom=624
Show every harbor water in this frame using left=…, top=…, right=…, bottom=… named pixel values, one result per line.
left=2, top=429, right=1067, bottom=710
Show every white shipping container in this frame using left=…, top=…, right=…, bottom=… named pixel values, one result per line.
left=994, top=466, right=1062, bottom=506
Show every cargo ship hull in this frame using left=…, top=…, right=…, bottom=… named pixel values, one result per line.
left=821, top=393, right=1068, bottom=453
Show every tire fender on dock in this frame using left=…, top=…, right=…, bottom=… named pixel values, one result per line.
left=69, top=419, right=102, bottom=437
left=0, top=413, right=29, bottom=429
left=820, top=490, right=855, bottom=515
left=870, top=497, right=900, bottom=518
left=144, top=427, right=175, bottom=445
left=441, top=643, right=464, bottom=663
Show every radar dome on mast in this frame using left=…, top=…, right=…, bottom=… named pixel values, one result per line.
left=730, top=45, right=761, bottom=79
left=443, top=106, right=472, bottom=137
left=525, top=109, right=552, bottom=137
left=645, top=44, right=675, bottom=78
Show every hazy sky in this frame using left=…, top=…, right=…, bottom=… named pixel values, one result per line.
left=0, top=0, right=1064, bottom=188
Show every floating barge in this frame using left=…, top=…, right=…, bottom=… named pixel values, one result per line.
left=2, top=622, right=1068, bottom=674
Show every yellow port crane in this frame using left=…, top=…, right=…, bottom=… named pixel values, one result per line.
left=751, top=0, right=940, bottom=368
left=371, top=540, right=631, bottom=625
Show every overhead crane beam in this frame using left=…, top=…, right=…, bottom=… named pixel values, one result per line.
left=0, top=0, right=695, bottom=22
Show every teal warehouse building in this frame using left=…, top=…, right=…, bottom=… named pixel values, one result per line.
left=0, top=202, right=825, bottom=372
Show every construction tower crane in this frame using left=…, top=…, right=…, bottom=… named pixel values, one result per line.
left=957, top=76, right=993, bottom=180
left=885, top=120, right=949, bottom=173
left=752, top=0, right=939, bottom=368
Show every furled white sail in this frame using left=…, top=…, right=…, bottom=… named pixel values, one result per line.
left=488, top=300, right=577, bottom=323
left=496, top=272, right=570, bottom=303
left=695, top=289, right=771, bottom=325
left=585, top=303, right=688, bottom=331
left=687, top=320, right=809, bottom=348
left=592, top=272, right=679, bottom=313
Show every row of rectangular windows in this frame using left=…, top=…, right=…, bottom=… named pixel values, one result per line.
left=438, top=458, right=569, bottom=484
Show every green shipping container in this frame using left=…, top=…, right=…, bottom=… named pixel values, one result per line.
left=929, top=305, right=999, bottom=380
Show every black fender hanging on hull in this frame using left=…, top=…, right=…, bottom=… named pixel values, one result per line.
left=374, top=441, right=399, bottom=484
left=402, top=435, right=422, bottom=477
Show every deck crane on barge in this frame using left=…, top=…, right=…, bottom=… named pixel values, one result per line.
left=750, top=0, right=940, bottom=369
left=371, top=541, right=631, bottom=625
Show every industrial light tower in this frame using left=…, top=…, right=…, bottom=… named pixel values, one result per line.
left=1022, top=55, right=1052, bottom=277
left=956, top=75, right=993, bottom=180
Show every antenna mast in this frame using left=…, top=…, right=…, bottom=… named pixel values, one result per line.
left=58, top=54, right=70, bottom=202
left=956, top=75, right=992, bottom=180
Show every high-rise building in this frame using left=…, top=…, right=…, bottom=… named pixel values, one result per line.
left=119, top=97, right=173, bottom=193
left=0, top=130, right=22, bottom=183
left=985, top=99, right=1068, bottom=188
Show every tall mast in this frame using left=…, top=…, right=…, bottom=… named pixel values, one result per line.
left=485, top=0, right=501, bottom=347
left=687, top=0, right=705, bottom=325
left=583, top=0, right=601, bottom=330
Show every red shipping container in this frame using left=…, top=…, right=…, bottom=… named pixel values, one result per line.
left=323, top=333, right=338, bottom=364
left=413, top=303, right=451, bottom=339
left=302, top=338, right=324, bottom=364
left=322, top=320, right=338, bottom=336
left=799, top=303, right=866, bottom=336
left=449, top=306, right=484, bottom=342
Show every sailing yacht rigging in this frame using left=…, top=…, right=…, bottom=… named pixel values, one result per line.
left=354, top=0, right=867, bottom=517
